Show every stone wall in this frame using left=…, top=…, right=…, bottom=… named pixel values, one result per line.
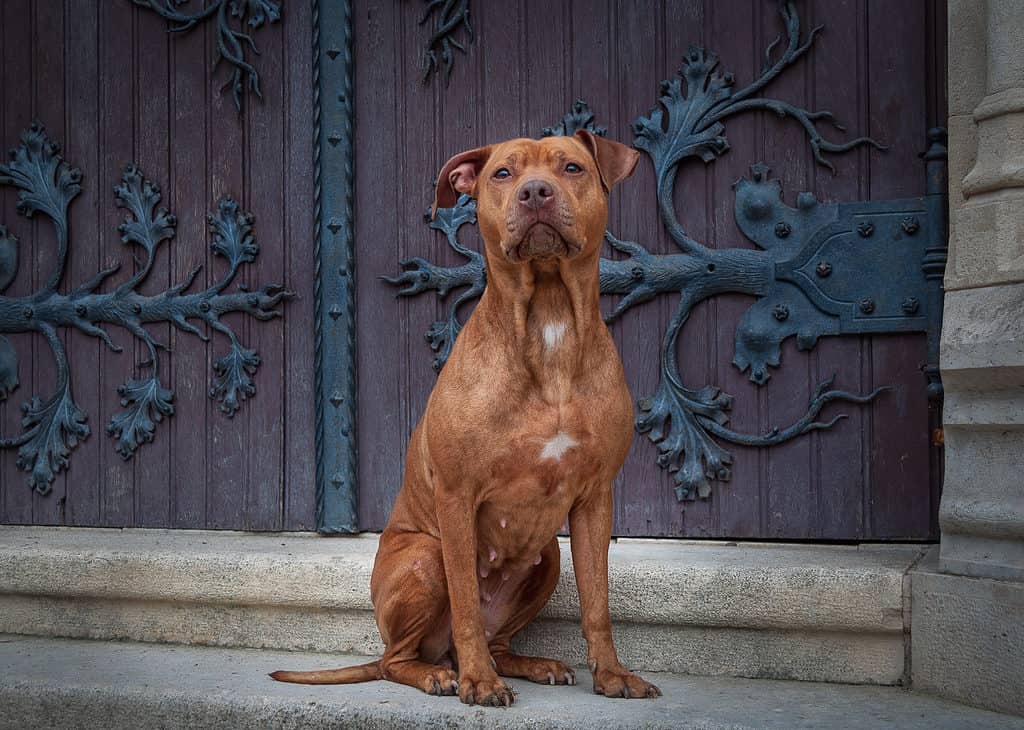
left=912, top=0, right=1024, bottom=716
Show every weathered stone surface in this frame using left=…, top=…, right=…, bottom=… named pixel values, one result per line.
left=912, top=553, right=1024, bottom=717
left=984, top=0, right=1024, bottom=95
left=3, top=635, right=1022, bottom=730
left=939, top=283, right=1024, bottom=581
left=946, top=0, right=987, bottom=117
left=0, top=526, right=922, bottom=685
left=946, top=188, right=1024, bottom=290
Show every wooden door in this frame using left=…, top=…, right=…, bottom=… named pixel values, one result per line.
left=353, top=0, right=948, bottom=539
left=0, top=0, right=316, bottom=530
left=0, top=1, right=947, bottom=540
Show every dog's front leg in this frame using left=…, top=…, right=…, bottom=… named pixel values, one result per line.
left=569, top=487, right=662, bottom=699
left=436, top=488, right=515, bottom=707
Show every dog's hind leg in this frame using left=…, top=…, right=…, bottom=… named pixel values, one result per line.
left=372, top=530, right=459, bottom=696
left=485, top=537, right=576, bottom=685
left=270, top=529, right=456, bottom=695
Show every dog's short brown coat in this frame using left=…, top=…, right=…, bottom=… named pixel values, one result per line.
left=272, top=131, right=660, bottom=706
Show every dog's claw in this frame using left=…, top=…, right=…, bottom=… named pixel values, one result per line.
left=547, top=672, right=555, bottom=685
left=565, top=672, right=576, bottom=685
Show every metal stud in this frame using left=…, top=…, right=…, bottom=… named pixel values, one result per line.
left=901, top=296, right=920, bottom=315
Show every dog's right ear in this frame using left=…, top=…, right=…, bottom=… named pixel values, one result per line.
left=432, top=145, right=493, bottom=218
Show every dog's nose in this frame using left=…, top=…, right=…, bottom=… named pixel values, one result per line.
left=517, top=179, right=554, bottom=209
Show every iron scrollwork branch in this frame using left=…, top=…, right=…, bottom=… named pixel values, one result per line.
left=0, top=122, right=292, bottom=494
left=387, top=0, right=947, bottom=503
left=132, top=0, right=282, bottom=113
left=416, top=0, right=473, bottom=85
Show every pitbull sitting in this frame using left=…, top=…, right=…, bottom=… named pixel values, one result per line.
left=272, top=131, right=660, bottom=706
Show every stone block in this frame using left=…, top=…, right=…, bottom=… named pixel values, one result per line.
left=946, top=0, right=988, bottom=116
left=0, top=526, right=922, bottom=685
left=911, top=561, right=1024, bottom=716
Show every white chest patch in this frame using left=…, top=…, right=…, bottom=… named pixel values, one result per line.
left=542, top=322, right=567, bottom=353
left=540, top=431, right=578, bottom=462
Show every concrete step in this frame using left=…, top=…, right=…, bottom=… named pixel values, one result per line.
left=2, top=635, right=1021, bottom=730
left=0, top=526, right=926, bottom=685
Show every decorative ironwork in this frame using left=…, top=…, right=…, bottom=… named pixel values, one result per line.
left=542, top=99, right=609, bottom=139
left=313, top=0, right=359, bottom=533
left=417, top=0, right=473, bottom=85
left=132, top=0, right=282, bottom=113
left=387, top=1, right=948, bottom=504
left=0, top=122, right=291, bottom=494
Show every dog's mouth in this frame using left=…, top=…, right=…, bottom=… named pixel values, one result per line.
left=505, top=223, right=581, bottom=263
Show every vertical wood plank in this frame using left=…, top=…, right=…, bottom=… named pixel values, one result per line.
left=810, top=0, right=867, bottom=539
left=204, top=12, right=247, bottom=529
left=757, top=0, right=816, bottom=538
left=28, top=0, right=66, bottom=525
left=63, top=0, right=102, bottom=526
left=865, top=0, right=931, bottom=538
left=95, top=0, right=137, bottom=526
left=166, top=0, right=211, bottom=529
left=244, top=9, right=286, bottom=531
left=133, top=2, right=172, bottom=528
left=283, top=0, right=316, bottom=530
left=610, top=0, right=671, bottom=536
left=354, top=0, right=403, bottom=530
left=0, top=0, right=37, bottom=524
left=707, top=0, right=764, bottom=538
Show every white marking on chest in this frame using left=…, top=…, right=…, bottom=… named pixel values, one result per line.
left=542, top=321, right=567, bottom=352
left=540, top=431, right=578, bottom=462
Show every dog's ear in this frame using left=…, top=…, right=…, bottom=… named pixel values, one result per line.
left=574, top=130, right=640, bottom=192
left=432, top=145, right=494, bottom=218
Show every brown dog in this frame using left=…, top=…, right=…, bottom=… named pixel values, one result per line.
left=271, top=131, right=661, bottom=706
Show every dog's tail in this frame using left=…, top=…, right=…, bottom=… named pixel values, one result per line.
left=269, top=659, right=383, bottom=685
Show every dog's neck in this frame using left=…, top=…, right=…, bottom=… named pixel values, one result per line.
left=479, top=252, right=602, bottom=404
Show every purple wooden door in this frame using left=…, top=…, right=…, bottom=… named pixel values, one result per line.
left=354, top=0, right=947, bottom=540
left=0, top=0, right=316, bottom=530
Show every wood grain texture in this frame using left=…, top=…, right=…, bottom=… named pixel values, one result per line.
left=352, top=0, right=947, bottom=539
left=0, top=0, right=314, bottom=530
left=0, top=0, right=945, bottom=538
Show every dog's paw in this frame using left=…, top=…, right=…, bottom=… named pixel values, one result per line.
left=457, top=670, right=515, bottom=707
left=592, top=665, right=662, bottom=699
left=419, top=667, right=459, bottom=696
left=493, top=653, right=575, bottom=685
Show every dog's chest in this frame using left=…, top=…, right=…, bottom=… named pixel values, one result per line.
left=472, top=415, right=603, bottom=565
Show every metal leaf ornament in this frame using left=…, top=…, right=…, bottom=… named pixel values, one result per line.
left=0, top=122, right=292, bottom=494
left=386, top=1, right=927, bottom=504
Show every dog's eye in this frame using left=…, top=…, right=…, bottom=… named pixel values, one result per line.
left=565, top=162, right=583, bottom=174
left=494, top=168, right=511, bottom=180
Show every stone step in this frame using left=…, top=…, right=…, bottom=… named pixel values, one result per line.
left=2, top=635, right=1020, bottom=730
left=0, top=526, right=926, bottom=685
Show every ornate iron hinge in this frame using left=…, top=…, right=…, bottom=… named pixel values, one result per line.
left=0, top=123, right=291, bottom=494
left=386, top=0, right=947, bottom=503
left=133, top=0, right=282, bottom=113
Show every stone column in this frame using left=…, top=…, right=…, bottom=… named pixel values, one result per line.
left=941, top=0, right=1024, bottom=582
left=911, top=0, right=1024, bottom=717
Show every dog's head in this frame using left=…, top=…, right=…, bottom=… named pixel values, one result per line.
left=432, top=132, right=639, bottom=264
